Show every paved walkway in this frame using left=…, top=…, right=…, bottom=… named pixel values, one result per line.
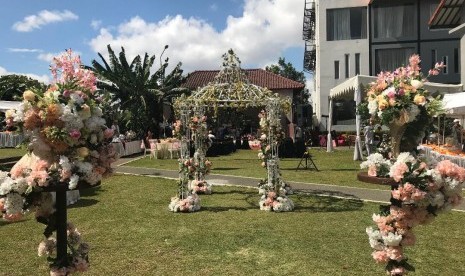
left=113, top=156, right=465, bottom=212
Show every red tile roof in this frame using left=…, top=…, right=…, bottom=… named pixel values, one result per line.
left=183, top=69, right=305, bottom=90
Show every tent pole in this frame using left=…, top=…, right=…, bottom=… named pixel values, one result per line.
left=327, top=98, right=333, bottom=152
left=354, top=79, right=362, bottom=160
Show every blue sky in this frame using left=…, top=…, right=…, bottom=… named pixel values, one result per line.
left=0, top=0, right=310, bottom=88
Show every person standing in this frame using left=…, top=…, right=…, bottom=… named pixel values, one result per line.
left=364, top=119, right=374, bottom=155
left=452, top=119, right=463, bottom=147
left=111, top=120, right=120, bottom=136
left=295, top=125, right=303, bottom=142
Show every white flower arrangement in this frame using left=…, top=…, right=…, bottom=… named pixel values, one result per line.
left=169, top=194, right=201, bottom=212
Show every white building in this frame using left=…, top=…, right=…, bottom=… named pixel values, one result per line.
left=304, top=0, right=461, bottom=131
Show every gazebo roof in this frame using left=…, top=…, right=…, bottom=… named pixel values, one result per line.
left=176, top=50, right=290, bottom=110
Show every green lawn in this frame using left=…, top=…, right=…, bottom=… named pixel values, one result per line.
left=127, top=148, right=390, bottom=190
left=0, top=147, right=26, bottom=159
left=1, top=174, right=464, bottom=275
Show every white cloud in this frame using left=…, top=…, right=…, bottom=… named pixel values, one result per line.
left=89, top=0, right=304, bottom=73
left=0, top=66, right=8, bottom=75
left=37, top=52, right=56, bottom=63
left=37, top=51, right=82, bottom=63
left=209, top=4, right=218, bottom=11
left=91, top=20, right=102, bottom=30
left=0, top=66, right=50, bottom=84
left=12, top=10, right=78, bottom=32
left=8, top=48, right=43, bottom=53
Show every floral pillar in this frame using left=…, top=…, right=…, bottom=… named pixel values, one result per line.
left=169, top=104, right=201, bottom=212
left=258, top=99, right=294, bottom=212
left=191, top=105, right=212, bottom=194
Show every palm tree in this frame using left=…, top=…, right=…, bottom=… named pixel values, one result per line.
left=89, top=44, right=188, bottom=137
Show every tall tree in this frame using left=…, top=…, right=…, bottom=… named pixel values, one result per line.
left=89, top=45, right=188, bottom=137
left=265, top=57, right=306, bottom=84
left=265, top=57, right=308, bottom=103
left=0, top=74, right=47, bottom=101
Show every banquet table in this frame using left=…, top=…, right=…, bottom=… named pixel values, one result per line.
left=0, top=132, right=24, bottom=148
left=418, top=145, right=465, bottom=168
left=113, top=140, right=143, bottom=157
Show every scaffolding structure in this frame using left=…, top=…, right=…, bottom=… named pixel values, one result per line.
left=303, top=0, right=316, bottom=75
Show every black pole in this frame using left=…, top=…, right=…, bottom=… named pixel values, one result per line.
left=55, top=187, right=68, bottom=268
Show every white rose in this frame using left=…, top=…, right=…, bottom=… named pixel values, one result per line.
left=410, top=79, right=423, bottom=89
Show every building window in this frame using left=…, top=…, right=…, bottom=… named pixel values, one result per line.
left=442, top=56, right=448, bottom=74
left=327, top=7, right=367, bottom=41
left=334, top=60, right=340, bottom=79
left=454, top=48, right=459, bottom=74
left=375, top=47, right=415, bottom=74
left=355, top=53, right=360, bottom=75
left=345, top=54, right=350, bottom=78
left=373, top=4, right=415, bottom=39
left=431, top=49, right=437, bottom=69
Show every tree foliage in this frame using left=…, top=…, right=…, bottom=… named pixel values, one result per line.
left=0, top=74, right=47, bottom=101
left=265, top=57, right=306, bottom=84
left=265, top=57, right=308, bottom=104
left=88, top=45, right=189, bottom=137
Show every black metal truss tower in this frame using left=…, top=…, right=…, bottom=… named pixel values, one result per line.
left=302, top=0, right=316, bottom=75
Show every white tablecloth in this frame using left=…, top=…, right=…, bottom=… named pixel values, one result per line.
left=113, top=140, right=143, bottom=157
left=418, top=145, right=465, bottom=168
left=0, top=132, right=24, bottom=148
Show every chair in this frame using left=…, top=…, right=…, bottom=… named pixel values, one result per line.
left=143, top=140, right=158, bottom=159
left=168, top=140, right=181, bottom=159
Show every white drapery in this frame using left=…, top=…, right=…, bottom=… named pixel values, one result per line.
left=373, top=4, right=415, bottom=39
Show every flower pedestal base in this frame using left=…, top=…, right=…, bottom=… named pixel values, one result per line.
left=188, top=180, right=212, bottom=195
left=40, top=181, right=99, bottom=273
left=55, top=188, right=69, bottom=269
left=258, top=188, right=294, bottom=212
left=169, top=194, right=201, bottom=213
left=357, top=172, right=398, bottom=187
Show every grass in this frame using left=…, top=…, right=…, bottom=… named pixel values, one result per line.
left=0, top=147, right=26, bottom=159
left=1, top=174, right=465, bottom=275
left=126, top=148, right=390, bottom=190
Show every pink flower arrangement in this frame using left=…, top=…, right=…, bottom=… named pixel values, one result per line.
left=365, top=54, right=444, bottom=126
left=168, top=194, right=201, bottom=212
left=190, top=179, right=212, bottom=195
left=367, top=154, right=465, bottom=275
left=0, top=49, right=117, bottom=274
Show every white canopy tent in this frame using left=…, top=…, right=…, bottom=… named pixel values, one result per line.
left=443, top=92, right=465, bottom=117
left=0, top=101, right=21, bottom=112
left=327, top=74, right=463, bottom=160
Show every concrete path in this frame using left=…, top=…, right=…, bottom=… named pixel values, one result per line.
left=114, top=156, right=465, bottom=212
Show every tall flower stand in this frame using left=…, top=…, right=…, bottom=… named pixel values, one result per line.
left=40, top=181, right=97, bottom=272
left=55, top=187, right=69, bottom=268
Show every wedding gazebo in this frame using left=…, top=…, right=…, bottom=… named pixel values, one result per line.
left=170, top=49, right=293, bottom=212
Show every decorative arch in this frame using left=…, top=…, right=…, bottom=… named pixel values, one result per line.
left=169, top=49, right=294, bottom=212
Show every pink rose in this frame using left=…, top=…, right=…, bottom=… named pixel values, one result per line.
left=372, top=250, right=389, bottom=264
left=104, top=128, right=114, bottom=139
left=69, top=129, right=81, bottom=140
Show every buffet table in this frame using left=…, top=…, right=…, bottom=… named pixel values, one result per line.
left=0, top=132, right=24, bottom=148
left=418, top=144, right=465, bottom=168
left=113, top=140, right=143, bottom=157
